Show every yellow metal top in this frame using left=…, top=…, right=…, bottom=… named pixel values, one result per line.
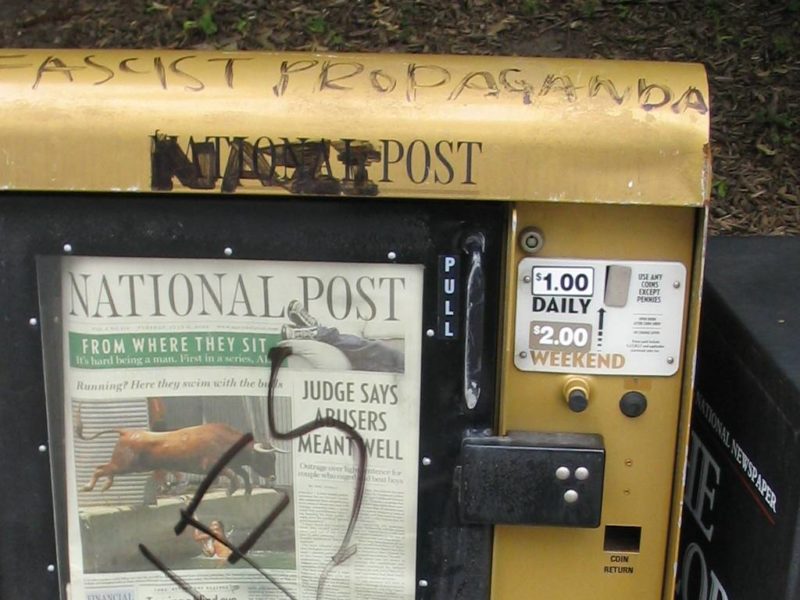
left=0, top=50, right=709, bottom=205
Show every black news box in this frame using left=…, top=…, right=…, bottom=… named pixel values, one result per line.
left=678, top=237, right=800, bottom=600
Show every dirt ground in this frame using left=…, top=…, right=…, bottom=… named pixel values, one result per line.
left=0, top=0, right=797, bottom=235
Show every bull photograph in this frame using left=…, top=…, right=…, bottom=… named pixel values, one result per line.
left=72, top=395, right=296, bottom=574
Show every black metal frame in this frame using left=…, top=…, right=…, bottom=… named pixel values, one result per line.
left=0, top=193, right=507, bottom=599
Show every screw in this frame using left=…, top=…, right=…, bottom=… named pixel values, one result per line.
left=62, top=243, right=73, bottom=254
left=425, top=329, right=434, bottom=338
left=625, top=459, right=633, bottom=467
left=224, top=247, right=233, bottom=257
left=673, top=280, right=681, bottom=289
left=523, top=275, right=531, bottom=284
left=418, top=580, right=429, bottom=588
left=387, top=251, right=397, bottom=260
left=29, top=317, right=38, bottom=327
left=519, top=351, right=528, bottom=359
left=667, top=356, right=675, bottom=365
left=38, top=444, right=47, bottom=453
left=519, top=227, right=544, bottom=254
left=624, top=489, right=631, bottom=496
left=422, top=457, right=432, bottom=466
left=47, top=564, right=55, bottom=573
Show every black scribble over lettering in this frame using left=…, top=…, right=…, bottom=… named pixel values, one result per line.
left=638, top=78, right=673, bottom=111
left=318, top=61, right=365, bottom=92
left=587, top=75, right=630, bottom=105
left=448, top=71, right=500, bottom=101
left=84, top=55, right=115, bottom=86
left=266, top=346, right=368, bottom=599
left=406, top=63, right=451, bottom=102
left=170, top=56, right=205, bottom=92
left=0, top=54, right=32, bottom=70
left=207, top=57, right=252, bottom=89
left=141, top=432, right=297, bottom=599
left=153, top=57, right=168, bottom=90
left=369, top=69, right=397, bottom=93
left=32, top=56, right=84, bottom=90
left=273, top=59, right=319, bottom=97
left=151, top=132, right=381, bottom=196
left=139, top=345, right=368, bottom=600
left=538, top=73, right=577, bottom=102
left=671, top=86, right=709, bottom=114
left=139, top=544, right=204, bottom=600
left=498, top=68, right=533, bottom=105
left=172, top=433, right=254, bottom=536
left=119, top=57, right=148, bottom=75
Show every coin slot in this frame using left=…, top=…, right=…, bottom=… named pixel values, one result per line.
left=604, top=525, right=641, bottom=553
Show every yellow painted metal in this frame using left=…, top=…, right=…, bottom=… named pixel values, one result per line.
left=0, top=49, right=710, bottom=599
left=661, top=208, right=709, bottom=600
left=496, top=202, right=703, bottom=599
left=0, top=50, right=708, bottom=206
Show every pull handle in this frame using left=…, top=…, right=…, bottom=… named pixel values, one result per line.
left=463, top=233, right=485, bottom=410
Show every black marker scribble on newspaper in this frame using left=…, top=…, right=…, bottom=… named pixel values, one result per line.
left=139, top=346, right=368, bottom=600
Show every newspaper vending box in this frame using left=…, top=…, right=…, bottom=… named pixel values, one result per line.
left=0, top=50, right=709, bottom=600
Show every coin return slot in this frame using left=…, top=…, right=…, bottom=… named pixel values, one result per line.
left=604, top=525, right=641, bottom=553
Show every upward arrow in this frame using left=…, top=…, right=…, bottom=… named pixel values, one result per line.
left=598, top=307, right=606, bottom=332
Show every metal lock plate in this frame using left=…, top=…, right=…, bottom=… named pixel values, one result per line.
left=458, top=432, right=605, bottom=528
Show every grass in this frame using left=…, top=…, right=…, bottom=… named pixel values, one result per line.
left=306, top=15, right=327, bottom=35
left=183, top=0, right=218, bottom=37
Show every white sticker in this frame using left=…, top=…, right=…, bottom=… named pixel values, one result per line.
left=515, top=258, right=687, bottom=376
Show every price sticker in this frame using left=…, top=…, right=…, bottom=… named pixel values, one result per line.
left=516, top=258, right=687, bottom=376
left=532, top=267, right=594, bottom=297
left=530, top=321, right=593, bottom=353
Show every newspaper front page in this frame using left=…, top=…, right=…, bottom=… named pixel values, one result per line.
left=52, top=255, right=423, bottom=600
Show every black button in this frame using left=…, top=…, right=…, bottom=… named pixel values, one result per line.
left=568, top=389, right=588, bottom=412
left=620, top=391, right=647, bottom=417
